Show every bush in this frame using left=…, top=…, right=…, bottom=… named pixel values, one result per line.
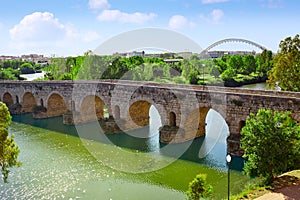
left=20, top=63, right=35, bottom=74
left=241, top=109, right=300, bottom=184
left=186, top=174, right=213, bottom=200
left=188, top=71, right=200, bottom=85
left=59, top=73, right=73, bottom=80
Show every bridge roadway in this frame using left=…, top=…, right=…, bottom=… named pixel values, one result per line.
left=1, top=80, right=300, bottom=156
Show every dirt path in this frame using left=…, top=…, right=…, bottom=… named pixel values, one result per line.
left=256, top=170, right=300, bottom=200
left=255, top=179, right=300, bottom=200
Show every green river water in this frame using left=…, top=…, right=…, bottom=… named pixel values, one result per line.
left=0, top=110, right=253, bottom=199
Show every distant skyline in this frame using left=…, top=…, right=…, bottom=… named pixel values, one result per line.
left=0, top=0, right=299, bottom=56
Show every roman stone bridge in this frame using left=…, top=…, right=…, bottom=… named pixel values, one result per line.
left=1, top=80, right=300, bottom=156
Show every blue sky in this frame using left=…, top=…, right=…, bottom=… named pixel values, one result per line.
left=0, top=0, right=299, bottom=56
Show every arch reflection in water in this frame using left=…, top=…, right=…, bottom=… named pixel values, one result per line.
left=199, top=109, right=229, bottom=168
left=147, top=105, right=161, bottom=152
left=12, top=107, right=242, bottom=171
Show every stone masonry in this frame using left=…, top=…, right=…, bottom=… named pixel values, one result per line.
left=1, top=80, right=300, bottom=156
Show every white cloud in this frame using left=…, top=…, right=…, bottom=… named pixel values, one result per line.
left=9, top=12, right=101, bottom=55
left=10, top=12, right=65, bottom=42
left=168, top=15, right=195, bottom=29
left=88, top=0, right=110, bottom=10
left=169, top=15, right=187, bottom=29
left=201, top=0, right=229, bottom=4
left=97, top=9, right=157, bottom=24
left=199, top=9, right=224, bottom=24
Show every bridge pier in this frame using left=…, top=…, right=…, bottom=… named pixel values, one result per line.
left=227, top=134, right=244, bottom=156
left=159, top=107, right=209, bottom=144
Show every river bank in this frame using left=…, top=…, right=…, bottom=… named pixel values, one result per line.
left=231, top=170, right=300, bottom=200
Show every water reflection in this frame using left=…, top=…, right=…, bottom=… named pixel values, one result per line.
left=12, top=106, right=244, bottom=171
left=6, top=116, right=249, bottom=199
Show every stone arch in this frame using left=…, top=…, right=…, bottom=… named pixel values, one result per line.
left=22, top=92, right=37, bottom=113
left=128, top=96, right=167, bottom=126
left=169, top=111, right=176, bottom=126
left=129, top=100, right=152, bottom=127
left=16, top=95, right=19, bottom=104
left=184, top=107, right=210, bottom=139
left=47, top=93, right=67, bottom=117
left=79, top=95, right=107, bottom=122
left=3, top=92, right=13, bottom=106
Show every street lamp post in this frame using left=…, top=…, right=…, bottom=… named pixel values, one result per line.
left=226, top=154, right=232, bottom=200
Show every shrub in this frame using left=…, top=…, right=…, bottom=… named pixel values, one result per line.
left=186, top=174, right=213, bottom=200
left=241, top=109, right=300, bottom=184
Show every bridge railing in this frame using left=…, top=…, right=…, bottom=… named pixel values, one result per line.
left=1, top=80, right=300, bottom=99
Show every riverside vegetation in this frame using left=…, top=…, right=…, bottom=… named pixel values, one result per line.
left=38, top=50, right=273, bottom=88
left=0, top=102, right=21, bottom=183
left=0, top=60, right=46, bottom=80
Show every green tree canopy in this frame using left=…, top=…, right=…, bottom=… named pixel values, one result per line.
left=256, top=49, right=273, bottom=75
left=0, top=102, right=21, bottom=183
left=228, top=55, right=244, bottom=72
left=213, top=55, right=229, bottom=74
left=20, top=62, right=35, bottom=74
left=268, top=35, right=300, bottom=91
left=243, top=54, right=257, bottom=74
left=241, top=109, right=300, bottom=184
left=0, top=68, right=20, bottom=80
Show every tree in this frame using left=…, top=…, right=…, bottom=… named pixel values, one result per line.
left=188, top=70, right=200, bottom=85
left=209, top=65, right=220, bottom=78
left=0, top=102, right=21, bottom=183
left=256, top=49, right=273, bottom=76
left=213, top=55, right=230, bottom=74
left=20, top=63, right=35, bottom=74
left=241, top=109, right=300, bottom=184
left=0, top=68, right=19, bottom=80
left=127, top=55, right=144, bottom=66
left=49, top=57, right=67, bottom=80
left=220, top=66, right=237, bottom=81
left=101, top=57, right=129, bottom=80
left=186, top=174, right=213, bottom=200
left=228, top=55, right=244, bottom=72
left=243, top=54, right=257, bottom=74
left=268, top=35, right=300, bottom=91
left=181, top=59, right=192, bottom=80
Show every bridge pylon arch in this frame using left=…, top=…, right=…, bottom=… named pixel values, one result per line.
left=201, top=38, right=268, bottom=55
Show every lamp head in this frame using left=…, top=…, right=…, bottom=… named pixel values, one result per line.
left=226, top=154, right=231, bottom=163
